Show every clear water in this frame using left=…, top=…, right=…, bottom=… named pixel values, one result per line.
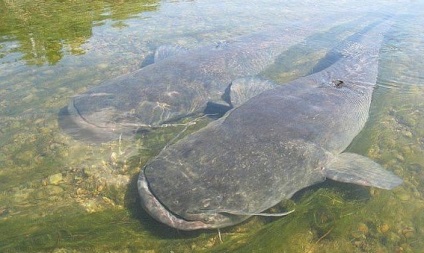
left=0, top=0, right=423, bottom=252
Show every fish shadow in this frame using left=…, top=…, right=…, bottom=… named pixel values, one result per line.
left=292, top=179, right=372, bottom=202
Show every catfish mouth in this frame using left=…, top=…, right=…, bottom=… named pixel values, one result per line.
left=58, top=100, right=129, bottom=143
left=137, top=170, right=213, bottom=230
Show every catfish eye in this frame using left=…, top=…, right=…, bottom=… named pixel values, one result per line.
left=333, top=80, right=344, bottom=88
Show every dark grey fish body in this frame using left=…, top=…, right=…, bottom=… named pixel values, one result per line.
left=63, top=17, right=352, bottom=141
left=138, top=19, right=402, bottom=230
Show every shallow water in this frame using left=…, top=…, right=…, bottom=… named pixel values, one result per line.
left=0, top=0, right=423, bottom=252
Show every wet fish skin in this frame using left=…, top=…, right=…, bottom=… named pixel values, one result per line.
left=62, top=15, right=361, bottom=142
left=138, top=19, right=402, bottom=230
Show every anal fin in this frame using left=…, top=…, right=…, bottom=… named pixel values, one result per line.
left=221, top=209, right=295, bottom=217
left=154, top=45, right=188, bottom=62
left=200, top=208, right=295, bottom=217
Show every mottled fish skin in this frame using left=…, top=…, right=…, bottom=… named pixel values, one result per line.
left=138, top=18, right=402, bottom=230
left=62, top=14, right=361, bottom=142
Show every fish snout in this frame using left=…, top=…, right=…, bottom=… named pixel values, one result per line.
left=137, top=169, right=213, bottom=230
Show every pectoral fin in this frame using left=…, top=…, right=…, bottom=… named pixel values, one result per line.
left=324, top=152, right=402, bottom=190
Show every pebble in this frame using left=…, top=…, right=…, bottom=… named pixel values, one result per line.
left=46, top=185, right=64, bottom=195
left=387, top=231, right=401, bottom=242
left=357, top=223, right=369, bottom=235
left=48, top=173, right=63, bottom=185
left=401, top=130, right=413, bottom=138
left=378, top=223, right=390, bottom=234
left=76, top=188, right=87, bottom=196
left=84, top=167, right=95, bottom=177
left=401, top=227, right=415, bottom=239
left=97, top=184, right=104, bottom=192
left=396, top=191, right=411, bottom=201
left=97, top=63, right=109, bottom=69
left=395, top=154, right=405, bottom=162
left=351, top=230, right=365, bottom=239
left=110, top=152, right=118, bottom=163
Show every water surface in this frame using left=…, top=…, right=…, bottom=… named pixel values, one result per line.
left=1, top=0, right=423, bottom=252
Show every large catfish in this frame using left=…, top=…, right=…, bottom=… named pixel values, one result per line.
left=137, top=18, right=402, bottom=230
left=61, top=15, right=364, bottom=142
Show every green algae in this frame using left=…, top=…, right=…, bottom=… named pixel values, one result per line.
left=0, top=203, right=222, bottom=252
left=208, top=186, right=422, bottom=253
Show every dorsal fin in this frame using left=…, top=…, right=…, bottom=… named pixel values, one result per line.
left=229, top=77, right=277, bottom=107
left=154, top=45, right=188, bottom=62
